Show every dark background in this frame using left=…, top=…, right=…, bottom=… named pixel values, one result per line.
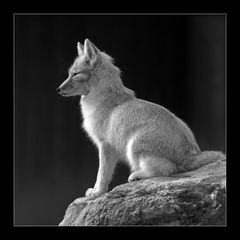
left=15, top=14, right=225, bottom=225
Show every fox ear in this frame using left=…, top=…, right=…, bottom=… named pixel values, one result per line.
left=77, top=42, right=84, bottom=56
left=84, top=39, right=100, bottom=65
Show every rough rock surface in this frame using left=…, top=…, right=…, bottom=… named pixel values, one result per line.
left=59, top=158, right=226, bottom=226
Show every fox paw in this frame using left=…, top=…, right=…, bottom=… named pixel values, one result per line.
left=85, top=188, right=107, bottom=200
left=128, top=171, right=145, bottom=182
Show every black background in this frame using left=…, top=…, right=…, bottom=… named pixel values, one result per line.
left=15, top=14, right=225, bottom=225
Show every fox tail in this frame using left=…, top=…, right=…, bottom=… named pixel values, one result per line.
left=187, top=151, right=225, bottom=170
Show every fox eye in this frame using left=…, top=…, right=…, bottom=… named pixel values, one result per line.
left=72, top=72, right=89, bottom=82
left=72, top=72, right=80, bottom=77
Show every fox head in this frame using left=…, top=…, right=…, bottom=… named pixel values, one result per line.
left=57, top=39, right=120, bottom=97
left=57, top=39, right=102, bottom=97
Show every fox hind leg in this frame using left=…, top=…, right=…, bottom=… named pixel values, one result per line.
left=128, top=156, right=177, bottom=182
left=126, top=132, right=178, bottom=182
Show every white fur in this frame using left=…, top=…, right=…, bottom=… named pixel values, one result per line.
left=126, top=134, right=139, bottom=171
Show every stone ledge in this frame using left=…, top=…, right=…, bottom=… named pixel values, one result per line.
left=59, top=158, right=226, bottom=226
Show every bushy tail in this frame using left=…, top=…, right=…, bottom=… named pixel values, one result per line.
left=187, top=151, right=226, bottom=171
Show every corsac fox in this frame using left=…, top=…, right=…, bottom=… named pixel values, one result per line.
left=57, top=39, right=225, bottom=200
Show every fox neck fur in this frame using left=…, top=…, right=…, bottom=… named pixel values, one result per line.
left=80, top=61, right=135, bottom=145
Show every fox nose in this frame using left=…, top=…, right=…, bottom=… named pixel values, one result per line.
left=56, top=87, right=61, bottom=92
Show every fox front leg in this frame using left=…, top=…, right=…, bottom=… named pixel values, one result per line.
left=85, top=142, right=118, bottom=200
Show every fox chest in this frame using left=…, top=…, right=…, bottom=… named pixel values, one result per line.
left=82, top=117, right=105, bottom=145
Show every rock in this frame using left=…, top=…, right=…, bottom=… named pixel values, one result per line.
left=59, top=158, right=226, bottom=226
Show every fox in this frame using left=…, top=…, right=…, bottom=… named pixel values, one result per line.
left=57, top=39, right=225, bottom=200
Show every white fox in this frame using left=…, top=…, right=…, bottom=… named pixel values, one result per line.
left=57, top=39, right=225, bottom=200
